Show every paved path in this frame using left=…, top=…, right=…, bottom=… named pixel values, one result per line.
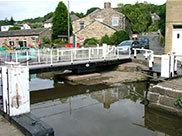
left=146, top=34, right=164, bottom=54
left=0, top=115, right=24, bottom=136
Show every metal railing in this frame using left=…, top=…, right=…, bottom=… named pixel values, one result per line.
left=0, top=46, right=130, bottom=66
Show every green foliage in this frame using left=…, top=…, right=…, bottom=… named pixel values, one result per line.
left=31, top=23, right=43, bottom=29
left=52, top=1, right=72, bottom=40
left=85, top=7, right=100, bottom=16
left=9, top=17, right=15, bottom=25
left=84, top=38, right=99, bottom=45
left=52, top=38, right=67, bottom=45
left=43, top=37, right=51, bottom=44
left=110, top=31, right=130, bottom=45
left=18, top=12, right=53, bottom=24
left=117, top=3, right=152, bottom=34
left=174, top=96, right=182, bottom=108
left=116, top=3, right=166, bottom=34
left=147, top=20, right=160, bottom=32
left=158, top=4, right=166, bottom=36
left=8, top=26, right=20, bottom=31
left=100, top=34, right=111, bottom=45
left=71, top=11, right=84, bottom=18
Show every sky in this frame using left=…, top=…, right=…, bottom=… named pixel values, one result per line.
left=0, top=0, right=166, bottom=21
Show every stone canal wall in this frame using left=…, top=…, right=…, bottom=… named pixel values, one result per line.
left=148, top=82, right=182, bottom=116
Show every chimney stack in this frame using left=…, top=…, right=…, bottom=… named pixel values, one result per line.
left=104, top=2, right=111, bottom=8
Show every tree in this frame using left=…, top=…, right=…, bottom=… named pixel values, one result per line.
left=9, top=17, right=15, bottom=25
left=117, top=3, right=152, bottom=34
left=8, top=26, right=20, bottom=31
left=158, top=4, right=166, bottom=36
left=85, top=7, right=100, bottom=16
left=110, top=31, right=130, bottom=45
left=52, top=1, right=72, bottom=40
left=100, top=34, right=111, bottom=45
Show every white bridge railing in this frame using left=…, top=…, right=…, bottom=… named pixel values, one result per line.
left=0, top=45, right=130, bottom=66
left=132, top=48, right=182, bottom=78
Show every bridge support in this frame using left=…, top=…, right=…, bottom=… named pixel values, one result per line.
left=1, top=64, right=30, bottom=116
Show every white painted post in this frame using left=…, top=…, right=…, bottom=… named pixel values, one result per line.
left=97, top=44, right=99, bottom=55
left=71, top=50, right=73, bottom=64
left=149, top=54, right=153, bottom=70
left=38, top=49, right=40, bottom=63
left=170, top=55, right=175, bottom=77
left=89, top=48, right=91, bottom=62
left=174, top=56, right=178, bottom=74
left=128, top=47, right=131, bottom=58
left=144, top=51, right=148, bottom=60
left=50, top=49, right=53, bottom=65
left=1, top=65, right=30, bottom=116
left=134, top=49, right=137, bottom=58
left=57, top=49, right=59, bottom=61
left=2, top=67, right=8, bottom=114
left=161, top=55, right=170, bottom=78
left=26, top=50, right=29, bottom=66
left=103, top=44, right=107, bottom=60
left=15, top=51, right=18, bottom=63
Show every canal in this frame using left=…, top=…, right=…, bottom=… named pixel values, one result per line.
left=30, top=74, right=182, bottom=136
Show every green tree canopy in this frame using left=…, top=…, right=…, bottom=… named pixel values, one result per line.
left=52, top=1, right=72, bottom=40
left=9, top=17, right=15, bottom=25
left=117, top=3, right=153, bottom=34
left=85, top=7, right=100, bottom=16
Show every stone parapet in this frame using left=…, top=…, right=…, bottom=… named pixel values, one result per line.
left=148, top=83, right=182, bottom=116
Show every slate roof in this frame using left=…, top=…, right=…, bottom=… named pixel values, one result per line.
left=71, top=15, right=79, bottom=21
left=44, top=17, right=52, bottom=23
left=0, top=28, right=47, bottom=37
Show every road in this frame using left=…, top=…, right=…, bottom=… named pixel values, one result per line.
left=144, top=34, right=164, bottom=55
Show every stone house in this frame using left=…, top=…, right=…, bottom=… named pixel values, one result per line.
left=72, top=2, right=131, bottom=44
left=165, top=0, right=182, bottom=54
left=44, top=18, right=52, bottom=28
left=0, top=28, right=52, bottom=48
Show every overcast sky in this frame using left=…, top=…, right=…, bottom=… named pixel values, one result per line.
left=0, top=0, right=166, bottom=21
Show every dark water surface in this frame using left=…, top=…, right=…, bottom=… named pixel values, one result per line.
left=30, top=76, right=182, bottom=136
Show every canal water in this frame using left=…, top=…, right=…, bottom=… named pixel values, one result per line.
left=30, top=75, right=182, bottom=136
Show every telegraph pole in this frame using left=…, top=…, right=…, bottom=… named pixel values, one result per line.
left=67, top=0, right=70, bottom=43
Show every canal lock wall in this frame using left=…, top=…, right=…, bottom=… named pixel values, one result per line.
left=148, top=84, right=182, bottom=116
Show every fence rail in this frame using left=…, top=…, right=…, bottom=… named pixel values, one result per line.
left=0, top=46, right=130, bottom=67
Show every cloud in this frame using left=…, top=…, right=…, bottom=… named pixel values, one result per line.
left=0, top=0, right=166, bottom=21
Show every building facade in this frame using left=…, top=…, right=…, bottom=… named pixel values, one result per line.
left=1, top=25, right=13, bottom=31
left=0, top=28, right=52, bottom=48
left=165, top=0, right=182, bottom=54
left=72, top=2, right=131, bottom=44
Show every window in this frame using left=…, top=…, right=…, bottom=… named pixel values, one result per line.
left=177, top=34, right=180, bottom=39
left=80, top=22, right=84, bottom=30
left=9, top=41, right=14, bottom=46
left=112, top=17, right=119, bottom=26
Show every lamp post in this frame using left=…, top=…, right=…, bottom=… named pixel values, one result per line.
left=68, top=0, right=70, bottom=43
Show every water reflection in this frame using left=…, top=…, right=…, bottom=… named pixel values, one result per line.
left=30, top=76, right=182, bottom=136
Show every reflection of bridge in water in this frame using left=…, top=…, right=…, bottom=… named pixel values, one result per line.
left=0, top=46, right=131, bottom=74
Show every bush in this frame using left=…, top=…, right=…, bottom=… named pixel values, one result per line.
left=8, top=26, right=20, bottom=31
left=43, top=37, right=51, bottom=44
left=52, top=38, right=67, bottom=44
left=84, top=38, right=99, bottom=45
left=110, top=30, right=130, bottom=45
left=100, top=34, right=111, bottom=45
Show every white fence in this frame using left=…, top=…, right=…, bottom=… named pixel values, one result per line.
left=0, top=46, right=130, bottom=66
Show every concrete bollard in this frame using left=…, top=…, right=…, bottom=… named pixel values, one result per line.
left=134, top=49, right=137, bottom=58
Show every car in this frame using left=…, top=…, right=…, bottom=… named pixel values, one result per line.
left=116, top=40, right=142, bottom=54
left=138, top=37, right=149, bottom=49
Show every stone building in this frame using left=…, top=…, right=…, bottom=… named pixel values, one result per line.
left=72, top=2, right=131, bottom=43
left=165, top=0, right=182, bottom=54
left=0, top=28, right=52, bottom=48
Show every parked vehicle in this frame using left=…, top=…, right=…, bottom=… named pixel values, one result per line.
left=116, top=40, right=142, bottom=54
left=138, top=37, right=149, bottom=49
